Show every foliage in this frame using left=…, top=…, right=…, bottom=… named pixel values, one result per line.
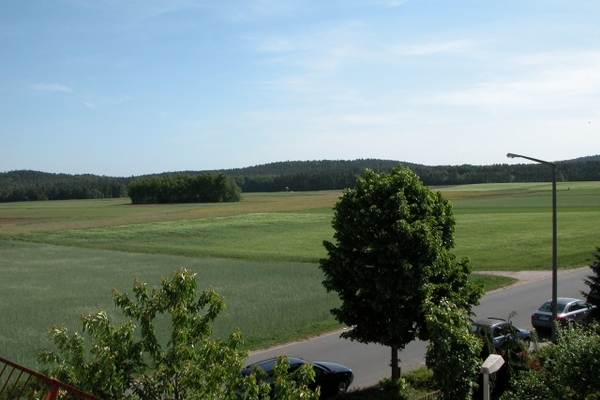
left=337, top=375, right=444, bottom=400
left=36, top=312, right=144, bottom=399
left=425, top=299, right=482, bottom=400
left=336, top=378, right=411, bottom=400
left=319, top=165, right=483, bottom=379
left=376, top=378, right=411, bottom=400
left=0, top=170, right=128, bottom=202
left=500, top=322, right=600, bottom=400
left=400, top=366, right=435, bottom=392
left=269, top=356, right=321, bottom=400
left=128, top=172, right=241, bottom=204
left=36, top=268, right=318, bottom=400
left=583, top=247, right=600, bottom=321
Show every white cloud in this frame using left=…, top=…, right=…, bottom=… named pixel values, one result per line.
left=216, top=0, right=300, bottom=22
left=391, top=38, right=484, bottom=56
left=32, top=83, right=73, bottom=93
left=421, top=51, right=600, bottom=110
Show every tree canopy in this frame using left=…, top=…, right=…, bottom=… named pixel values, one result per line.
left=128, top=172, right=241, bottom=204
left=319, top=165, right=483, bottom=383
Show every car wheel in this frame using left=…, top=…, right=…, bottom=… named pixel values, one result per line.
left=336, top=380, right=349, bottom=395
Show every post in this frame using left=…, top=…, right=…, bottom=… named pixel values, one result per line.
left=551, top=164, right=558, bottom=342
left=481, top=354, right=505, bottom=400
left=507, top=153, right=558, bottom=342
left=391, top=347, right=400, bottom=380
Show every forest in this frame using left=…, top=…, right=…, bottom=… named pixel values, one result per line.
left=1, top=155, right=599, bottom=203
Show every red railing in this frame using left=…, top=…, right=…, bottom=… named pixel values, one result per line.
left=0, top=357, right=101, bottom=400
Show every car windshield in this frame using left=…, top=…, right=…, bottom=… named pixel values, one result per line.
left=538, top=301, right=567, bottom=313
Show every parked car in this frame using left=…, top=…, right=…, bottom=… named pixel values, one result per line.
left=240, top=356, right=354, bottom=399
left=531, top=297, right=596, bottom=329
left=471, top=317, right=531, bottom=350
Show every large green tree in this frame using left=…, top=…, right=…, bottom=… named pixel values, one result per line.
left=319, top=165, right=482, bottom=381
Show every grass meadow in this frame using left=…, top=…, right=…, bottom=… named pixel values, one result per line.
left=1, top=181, right=599, bottom=368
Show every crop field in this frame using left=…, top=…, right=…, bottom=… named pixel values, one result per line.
left=1, top=181, right=599, bottom=368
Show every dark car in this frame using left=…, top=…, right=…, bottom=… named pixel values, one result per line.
left=471, top=317, right=531, bottom=350
left=531, top=297, right=596, bottom=329
left=241, top=356, right=353, bottom=399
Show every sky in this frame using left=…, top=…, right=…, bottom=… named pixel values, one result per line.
left=1, top=1, right=599, bottom=177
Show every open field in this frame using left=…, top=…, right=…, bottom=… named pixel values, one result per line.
left=1, top=182, right=599, bottom=368
left=2, top=182, right=599, bottom=269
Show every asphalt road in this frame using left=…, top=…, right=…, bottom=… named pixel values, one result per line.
left=245, top=267, right=592, bottom=390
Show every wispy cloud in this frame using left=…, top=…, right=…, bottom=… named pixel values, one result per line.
left=391, top=38, right=484, bottom=56
left=32, top=83, right=73, bottom=93
left=80, top=94, right=131, bottom=110
left=216, top=0, right=300, bottom=22
left=368, top=0, right=410, bottom=7
left=31, top=82, right=130, bottom=110
left=423, top=50, right=600, bottom=110
left=249, top=21, right=367, bottom=71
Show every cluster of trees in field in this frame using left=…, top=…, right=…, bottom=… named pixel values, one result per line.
left=128, top=172, right=241, bottom=204
left=1, top=155, right=599, bottom=202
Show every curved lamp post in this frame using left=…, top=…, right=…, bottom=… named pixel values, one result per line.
left=506, top=153, right=557, bottom=343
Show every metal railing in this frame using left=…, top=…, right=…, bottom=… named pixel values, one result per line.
left=0, top=357, right=101, bottom=400
left=415, top=390, right=442, bottom=400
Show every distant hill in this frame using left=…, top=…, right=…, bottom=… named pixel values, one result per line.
left=216, top=159, right=415, bottom=177
left=560, top=154, right=600, bottom=163
left=1, top=156, right=599, bottom=202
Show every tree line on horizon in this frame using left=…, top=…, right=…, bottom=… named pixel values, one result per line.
left=1, top=157, right=599, bottom=203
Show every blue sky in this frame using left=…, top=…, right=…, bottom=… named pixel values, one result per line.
left=1, top=1, right=599, bottom=177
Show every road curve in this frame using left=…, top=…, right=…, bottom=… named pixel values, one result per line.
left=245, top=267, right=592, bottom=390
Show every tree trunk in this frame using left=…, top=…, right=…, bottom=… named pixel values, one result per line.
left=391, top=347, right=401, bottom=380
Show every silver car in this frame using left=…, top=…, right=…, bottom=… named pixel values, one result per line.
left=531, top=297, right=596, bottom=329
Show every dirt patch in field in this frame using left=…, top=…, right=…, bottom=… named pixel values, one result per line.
left=0, top=219, right=44, bottom=227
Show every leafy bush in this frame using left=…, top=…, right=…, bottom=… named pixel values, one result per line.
left=500, top=322, right=600, bottom=400
left=401, top=367, right=435, bottom=392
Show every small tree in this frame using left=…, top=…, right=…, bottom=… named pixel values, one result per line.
left=319, top=165, right=482, bottom=380
left=425, top=299, right=482, bottom=400
left=583, top=247, right=600, bottom=321
left=38, top=268, right=317, bottom=400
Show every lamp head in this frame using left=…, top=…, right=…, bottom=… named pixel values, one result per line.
left=506, top=153, right=517, bottom=159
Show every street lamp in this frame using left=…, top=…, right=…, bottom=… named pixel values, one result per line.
left=506, top=153, right=558, bottom=343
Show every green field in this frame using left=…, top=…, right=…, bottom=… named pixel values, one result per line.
left=1, top=182, right=599, bottom=368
